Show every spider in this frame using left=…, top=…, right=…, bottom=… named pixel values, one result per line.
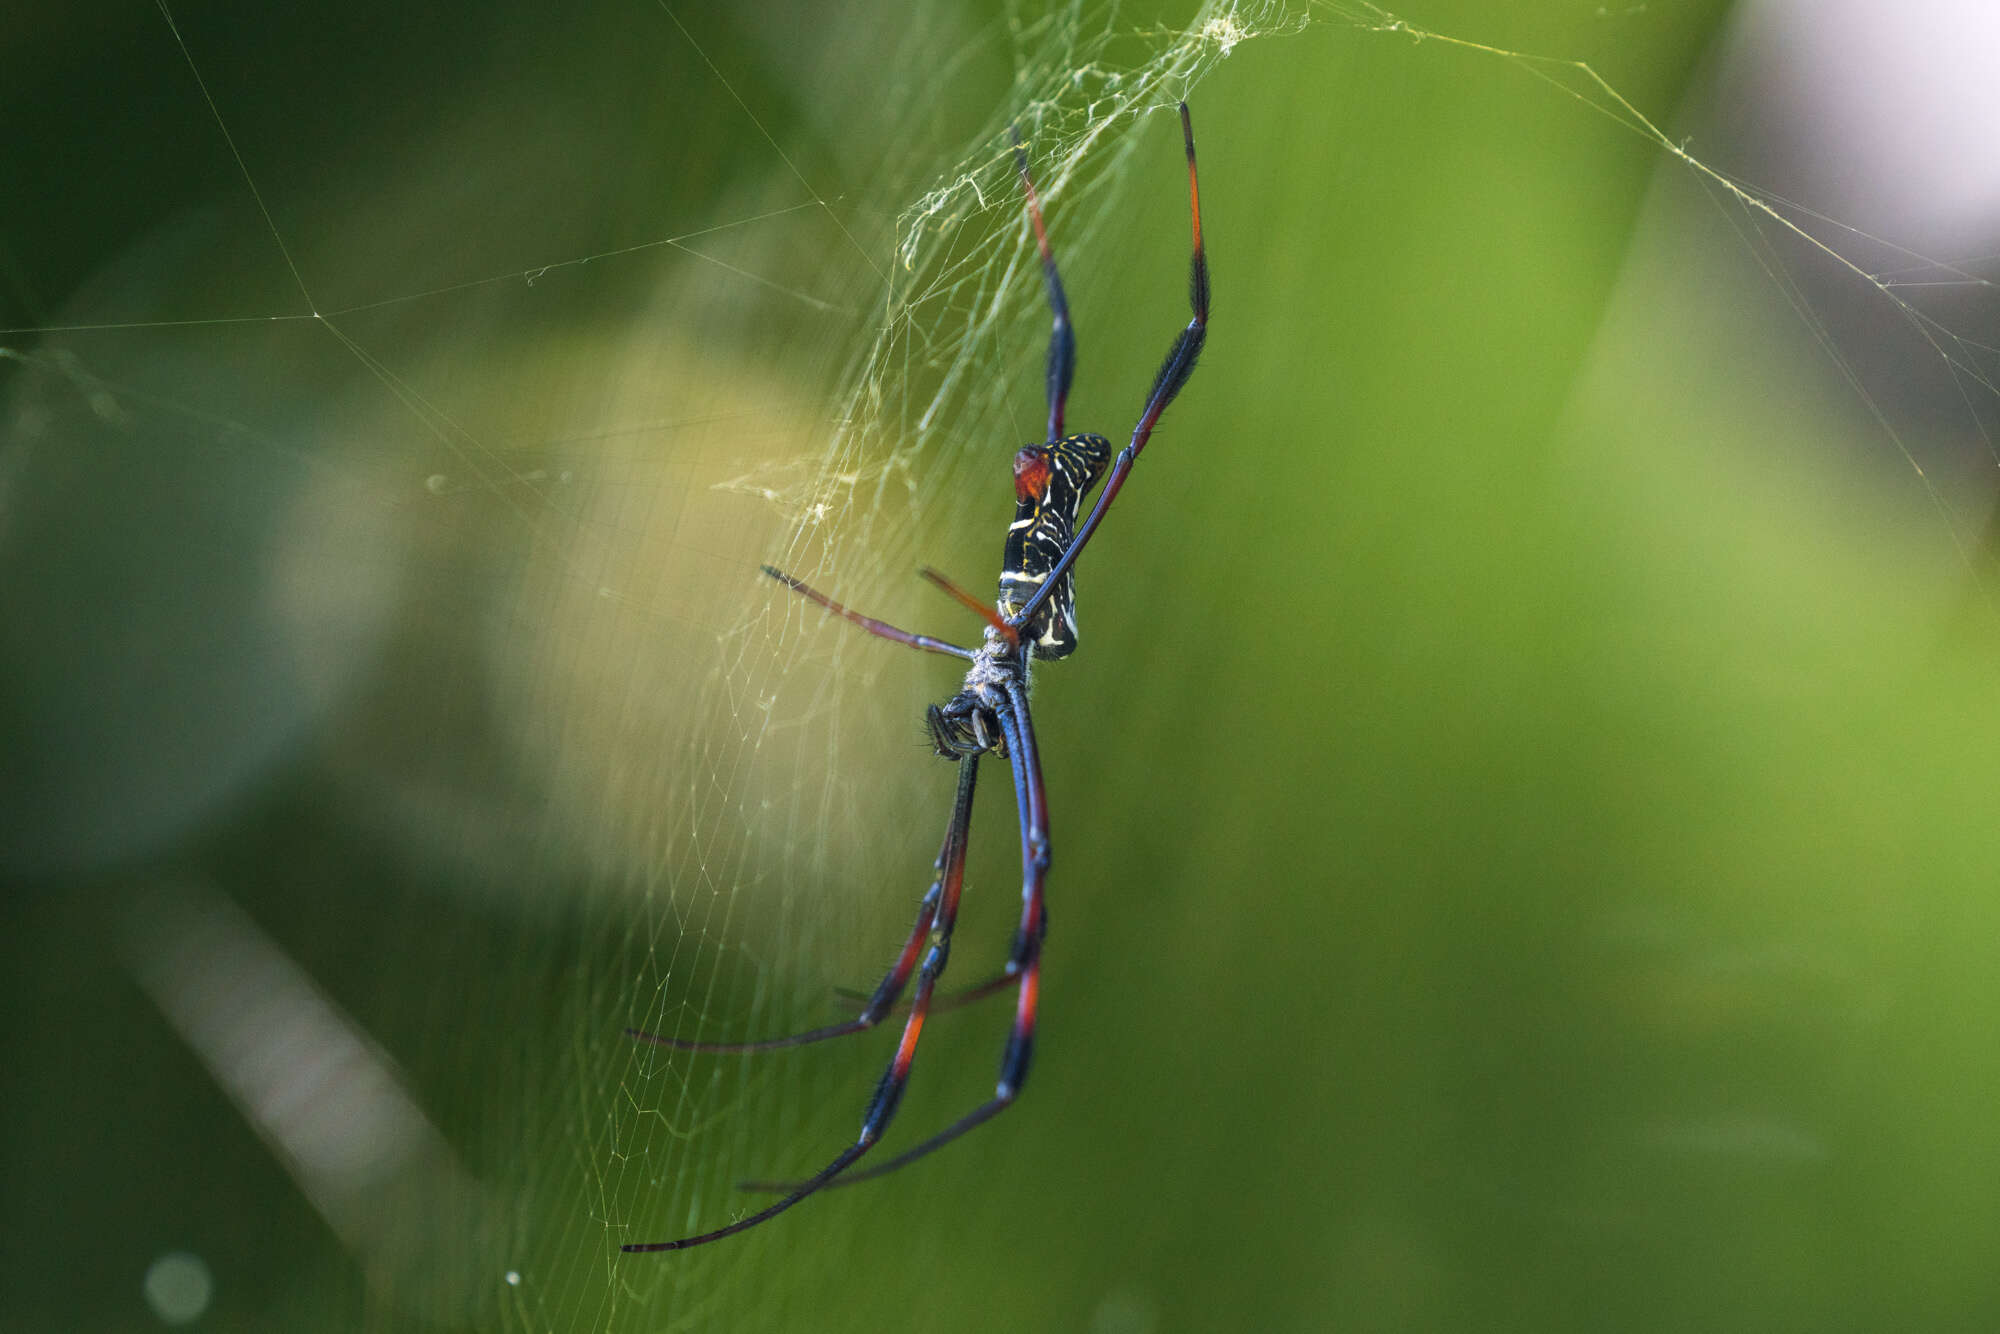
left=622, top=101, right=1209, bottom=1252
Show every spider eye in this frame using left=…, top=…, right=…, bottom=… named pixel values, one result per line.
left=1012, top=447, right=1051, bottom=503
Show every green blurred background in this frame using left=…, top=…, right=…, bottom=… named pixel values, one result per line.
left=9, top=1, right=2000, bottom=1330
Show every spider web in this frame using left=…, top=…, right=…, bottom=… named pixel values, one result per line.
left=8, top=1, right=2000, bottom=1330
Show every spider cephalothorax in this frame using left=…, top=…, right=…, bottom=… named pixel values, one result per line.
left=624, top=102, right=1210, bottom=1254
left=926, top=628, right=1023, bottom=759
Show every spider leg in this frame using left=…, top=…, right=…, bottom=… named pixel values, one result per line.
left=763, top=565, right=976, bottom=660
left=621, top=754, right=979, bottom=1252
left=1012, top=123, right=1075, bottom=442
left=831, top=966, right=1017, bottom=1019
left=919, top=566, right=1018, bottom=645
left=1007, top=101, right=1208, bottom=636
left=743, top=683, right=1048, bottom=1193
left=627, top=773, right=980, bottom=1053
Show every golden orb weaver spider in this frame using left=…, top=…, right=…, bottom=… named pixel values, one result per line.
left=623, top=102, right=1210, bottom=1252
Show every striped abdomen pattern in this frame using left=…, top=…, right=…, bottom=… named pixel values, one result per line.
left=998, top=433, right=1112, bottom=659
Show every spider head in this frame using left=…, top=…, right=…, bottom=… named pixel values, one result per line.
left=927, top=696, right=1003, bottom=760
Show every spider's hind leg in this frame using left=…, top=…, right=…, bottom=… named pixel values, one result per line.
left=1011, top=122, right=1076, bottom=442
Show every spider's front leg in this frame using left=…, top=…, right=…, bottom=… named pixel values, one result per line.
left=621, top=754, right=981, bottom=1251
left=786, top=682, right=1050, bottom=1190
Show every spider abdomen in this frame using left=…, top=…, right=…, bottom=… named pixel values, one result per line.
left=999, top=432, right=1111, bottom=659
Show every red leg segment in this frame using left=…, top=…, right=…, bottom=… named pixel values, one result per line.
left=620, top=754, right=980, bottom=1251
left=626, top=774, right=979, bottom=1054
left=1012, top=122, right=1077, bottom=442
left=1007, top=101, right=1208, bottom=635
left=758, top=683, right=1048, bottom=1192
